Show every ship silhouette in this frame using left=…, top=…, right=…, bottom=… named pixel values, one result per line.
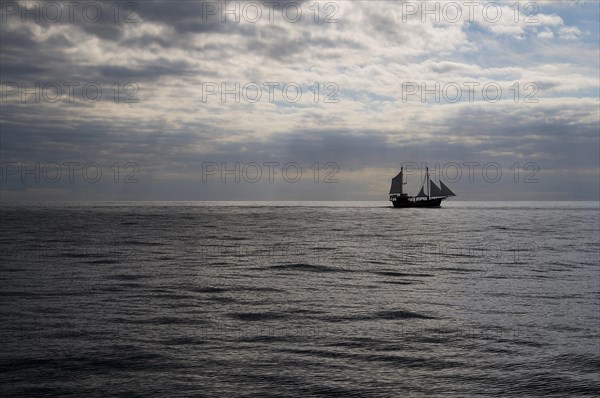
left=389, top=167, right=456, bottom=208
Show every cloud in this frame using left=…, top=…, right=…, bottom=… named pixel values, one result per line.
left=0, top=0, right=598, bottom=200
left=559, top=26, right=583, bottom=39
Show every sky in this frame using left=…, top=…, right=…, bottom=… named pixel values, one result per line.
left=0, top=0, right=599, bottom=201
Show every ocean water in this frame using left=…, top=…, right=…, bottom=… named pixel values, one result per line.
left=0, top=201, right=598, bottom=397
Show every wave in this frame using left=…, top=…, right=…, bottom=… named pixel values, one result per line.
left=375, top=271, right=433, bottom=277
left=227, top=312, right=290, bottom=321
left=324, top=309, right=435, bottom=322
left=267, top=263, right=345, bottom=273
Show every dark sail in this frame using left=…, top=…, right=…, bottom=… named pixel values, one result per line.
left=440, top=181, right=456, bottom=197
left=429, top=180, right=444, bottom=197
left=416, top=186, right=427, bottom=197
left=389, top=171, right=403, bottom=194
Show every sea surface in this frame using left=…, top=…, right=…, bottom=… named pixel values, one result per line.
left=0, top=201, right=599, bottom=397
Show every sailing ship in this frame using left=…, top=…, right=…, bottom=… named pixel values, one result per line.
left=389, top=167, right=456, bottom=208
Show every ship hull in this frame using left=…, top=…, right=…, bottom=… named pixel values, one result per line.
left=391, top=197, right=445, bottom=208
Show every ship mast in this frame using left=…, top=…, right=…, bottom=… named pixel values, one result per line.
left=400, top=167, right=403, bottom=194
left=426, top=167, right=430, bottom=200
